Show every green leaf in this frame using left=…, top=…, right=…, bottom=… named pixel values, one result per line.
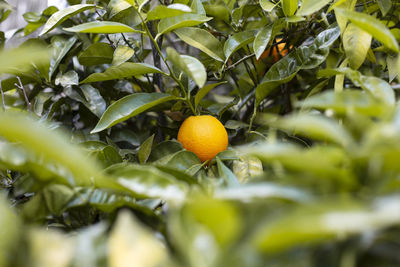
left=157, top=13, right=212, bottom=37
left=174, top=27, right=225, bottom=62
left=253, top=24, right=273, bottom=60
left=377, top=0, right=392, bottom=16
left=217, top=157, right=240, bottom=186
left=297, top=90, right=388, bottom=116
left=81, top=62, right=165, bottom=83
left=318, top=68, right=395, bottom=105
left=224, top=31, right=256, bottom=62
left=297, top=0, right=332, bottom=16
left=334, top=8, right=399, bottom=52
left=343, top=23, right=372, bottom=70
left=267, top=113, right=354, bottom=147
left=194, top=82, right=226, bottom=109
left=148, top=140, right=183, bottom=162
left=282, top=0, right=298, bottom=17
left=256, top=26, right=340, bottom=106
left=64, top=21, right=144, bottom=34
left=91, top=93, right=177, bottom=133
left=166, top=47, right=207, bottom=88
left=106, top=163, right=189, bottom=200
left=147, top=4, right=191, bottom=21
left=138, top=134, right=154, bottom=164
left=78, top=43, right=114, bottom=66
left=40, top=4, right=95, bottom=35
left=164, top=150, right=202, bottom=171
left=214, top=183, right=311, bottom=202
left=48, top=36, right=78, bottom=81
left=80, top=84, right=107, bottom=117
left=112, top=45, right=135, bottom=66
left=259, top=0, right=276, bottom=12
left=0, top=111, right=103, bottom=186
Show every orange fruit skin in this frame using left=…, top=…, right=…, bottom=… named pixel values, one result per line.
left=177, top=115, right=228, bottom=162
left=259, top=38, right=289, bottom=63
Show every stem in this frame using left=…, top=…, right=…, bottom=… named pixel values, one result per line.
left=137, top=11, right=196, bottom=115
left=15, top=77, right=31, bottom=112
left=0, top=84, right=5, bottom=111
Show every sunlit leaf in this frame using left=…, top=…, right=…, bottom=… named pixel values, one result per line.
left=64, top=21, right=144, bottom=34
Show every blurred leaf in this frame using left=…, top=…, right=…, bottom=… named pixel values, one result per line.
left=43, top=184, right=75, bottom=215
left=147, top=4, right=191, bottom=20
left=343, top=23, right=372, bottom=70
left=138, top=134, right=154, bottom=164
left=112, top=45, right=134, bottom=66
left=251, top=197, right=400, bottom=253
left=297, top=0, right=331, bottom=16
left=91, top=93, right=176, bottom=133
left=214, top=183, right=311, bottom=202
left=166, top=47, right=207, bottom=88
left=78, top=43, right=114, bottom=66
left=40, top=4, right=95, bottom=35
left=334, top=8, right=399, bottom=52
left=64, top=21, right=144, bottom=34
left=106, top=163, right=189, bottom=200
left=297, top=90, right=388, bottom=116
left=157, top=13, right=212, bottom=37
left=81, top=62, right=165, bottom=83
left=0, top=195, right=20, bottom=267
left=282, top=0, right=298, bottom=17
left=377, top=0, right=392, bottom=16
left=224, top=31, right=255, bottom=62
left=259, top=0, right=276, bottom=12
left=174, top=27, right=225, bottom=62
left=108, top=211, right=168, bottom=267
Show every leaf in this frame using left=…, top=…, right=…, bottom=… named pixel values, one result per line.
left=255, top=26, right=340, bottom=106
left=224, top=31, right=256, bottom=62
left=297, top=90, right=388, bottom=116
left=343, top=23, right=372, bottom=70
left=81, top=62, right=165, bottom=83
left=297, top=0, right=332, bottom=16
left=48, top=36, right=78, bottom=81
left=106, top=163, right=189, bottom=200
left=78, top=43, right=114, bottom=66
left=268, top=113, right=354, bottom=147
left=64, top=21, right=144, bottom=34
left=214, top=183, right=311, bottom=202
left=166, top=47, right=207, bottom=88
left=157, top=13, right=212, bottom=37
left=334, top=8, right=399, bottom=52
left=80, top=84, right=107, bottom=117
left=254, top=24, right=273, bottom=60
left=148, top=140, right=183, bottom=162
left=377, top=0, right=392, bottom=16
left=147, top=4, right=191, bottom=21
left=174, top=27, right=225, bottom=62
left=195, top=82, right=226, bottom=109
left=0, top=111, right=103, bottom=186
left=108, top=211, right=168, bottom=267
left=251, top=197, right=400, bottom=253
left=138, top=134, right=154, bottom=164
left=0, top=45, right=49, bottom=75
left=40, top=4, right=95, bottom=35
left=282, top=0, right=298, bottom=17
left=164, top=150, right=202, bottom=171
left=112, top=45, right=135, bottom=66
left=318, top=68, right=395, bottom=105
left=91, top=93, right=177, bottom=133
left=259, top=0, right=276, bottom=12
left=55, top=70, right=79, bottom=86
left=217, top=157, right=240, bottom=187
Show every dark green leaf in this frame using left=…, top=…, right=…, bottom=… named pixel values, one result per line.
left=64, top=21, right=144, bottom=34
left=138, top=134, right=154, bottom=164
left=78, top=43, right=114, bottom=66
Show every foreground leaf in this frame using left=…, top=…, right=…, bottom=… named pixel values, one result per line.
left=64, top=21, right=143, bottom=34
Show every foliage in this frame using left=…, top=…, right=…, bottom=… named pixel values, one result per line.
left=0, top=0, right=400, bottom=266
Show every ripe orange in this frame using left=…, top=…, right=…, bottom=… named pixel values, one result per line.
left=177, top=115, right=228, bottom=162
left=260, top=38, right=289, bottom=63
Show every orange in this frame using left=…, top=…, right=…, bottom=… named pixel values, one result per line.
left=260, top=38, right=290, bottom=63
left=177, top=115, right=228, bottom=162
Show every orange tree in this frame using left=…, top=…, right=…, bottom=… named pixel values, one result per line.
left=0, top=0, right=400, bottom=266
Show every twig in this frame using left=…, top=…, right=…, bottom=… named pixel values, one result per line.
left=148, top=22, right=164, bottom=92
left=225, top=53, right=255, bottom=72
left=0, top=84, right=5, bottom=111
left=94, top=5, right=115, bottom=49
left=15, top=77, right=31, bottom=112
